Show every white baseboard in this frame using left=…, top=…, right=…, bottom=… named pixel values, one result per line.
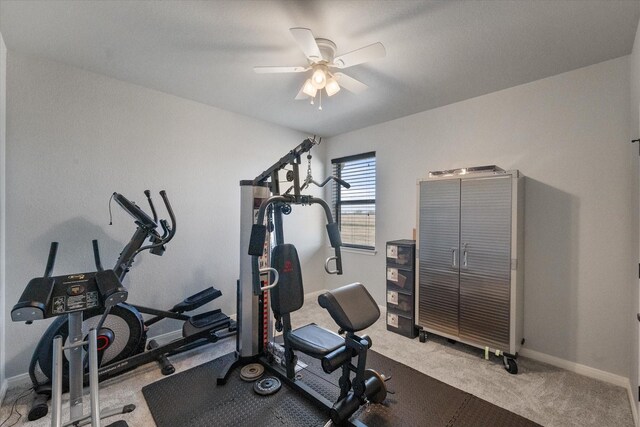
left=519, top=348, right=629, bottom=387
left=626, top=382, right=639, bottom=427
left=4, top=372, right=31, bottom=391
left=520, top=348, right=638, bottom=426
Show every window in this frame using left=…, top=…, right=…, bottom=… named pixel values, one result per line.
left=331, top=152, right=376, bottom=250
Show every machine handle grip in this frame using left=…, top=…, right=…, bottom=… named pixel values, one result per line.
left=325, top=256, right=340, bottom=275
left=144, top=190, right=159, bottom=223
left=158, top=219, right=170, bottom=239
left=333, top=177, right=351, bottom=189
left=259, top=267, right=279, bottom=291
left=44, top=242, right=59, bottom=278
left=159, top=191, right=176, bottom=245
left=92, top=240, right=104, bottom=272
left=249, top=225, right=267, bottom=256
left=307, top=176, right=351, bottom=189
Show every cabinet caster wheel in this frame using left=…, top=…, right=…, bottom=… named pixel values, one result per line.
left=419, top=330, right=427, bottom=343
left=503, top=357, right=518, bottom=374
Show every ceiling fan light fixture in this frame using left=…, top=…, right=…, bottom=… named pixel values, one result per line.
left=257, top=28, right=385, bottom=106
left=311, top=66, right=327, bottom=89
left=302, top=79, right=317, bottom=97
left=325, top=78, right=340, bottom=96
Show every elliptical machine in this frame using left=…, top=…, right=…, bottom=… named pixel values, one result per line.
left=24, top=190, right=235, bottom=421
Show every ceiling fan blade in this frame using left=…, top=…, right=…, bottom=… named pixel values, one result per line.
left=334, top=73, right=368, bottom=94
left=290, top=27, right=322, bottom=62
left=254, top=66, right=309, bottom=73
left=333, top=42, right=386, bottom=69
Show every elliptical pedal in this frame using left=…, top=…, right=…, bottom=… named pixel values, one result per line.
left=183, top=310, right=231, bottom=336
left=171, top=287, right=222, bottom=313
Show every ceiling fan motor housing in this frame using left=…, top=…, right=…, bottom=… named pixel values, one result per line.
left=314, top=38, right=337, bottom=64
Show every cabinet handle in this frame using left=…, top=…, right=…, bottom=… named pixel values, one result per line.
left=451, top=248, right=457, bottom=268
left=462, top=243, right=468, bottom=268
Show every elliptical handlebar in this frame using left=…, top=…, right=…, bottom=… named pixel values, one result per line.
left=144, top=190, right=159, bottom=223
left=111, top=190, right=177, bottom=280
left=157, top=191, right=177, bottom=245
left=113, top=190, right=176, bottom=246
left=130, top=190, right=176, bottom=256
left=43, top=242, right=59, bottom=278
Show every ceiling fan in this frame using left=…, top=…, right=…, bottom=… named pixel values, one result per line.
left=254, top=28, right=386, bottom=109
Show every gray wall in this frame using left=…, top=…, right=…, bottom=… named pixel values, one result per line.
left=0, top=32, right=6, bottom=393
left=3, top=51, right=327, bottom=378
left=323, top=56, right=637, bottom=378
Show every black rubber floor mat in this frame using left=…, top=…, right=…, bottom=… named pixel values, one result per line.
left=143, top=350, right=540, bottom=427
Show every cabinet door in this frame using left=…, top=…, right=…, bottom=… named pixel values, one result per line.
left=418, top=179, right=460, bottom=336
left=459, top=176, right=512, bottom=349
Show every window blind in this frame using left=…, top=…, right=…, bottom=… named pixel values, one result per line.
left=331, top=152, right=376, bottom=250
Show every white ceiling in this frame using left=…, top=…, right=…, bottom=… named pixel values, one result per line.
left=1, top=0, right=638, bottom=137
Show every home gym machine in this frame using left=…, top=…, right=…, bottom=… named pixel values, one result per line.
left=12, top=242, right=134, bottom=426
left=218, top=136, right=388, bottom=426
left=22, top=190, right=235, bottom=421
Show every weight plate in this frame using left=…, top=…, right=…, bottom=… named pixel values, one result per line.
left=364, top=369, right=387, bottom=404
left=253, top=376, right=282, bottom=396
left=240, top=363, right=264, bottom=382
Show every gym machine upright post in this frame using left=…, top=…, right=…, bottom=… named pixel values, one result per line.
left=217, top=136, right=388, bottom=426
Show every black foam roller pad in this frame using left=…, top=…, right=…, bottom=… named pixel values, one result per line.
left=248, top=225, right=267, bottom=256
left=326, top=223, right=342, bottom=248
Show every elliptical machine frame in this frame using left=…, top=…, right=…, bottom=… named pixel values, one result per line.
left=25, top=190, right=235, bottom=421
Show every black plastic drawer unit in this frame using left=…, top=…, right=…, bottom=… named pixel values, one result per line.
left=385, top=240, right=417, bottom=338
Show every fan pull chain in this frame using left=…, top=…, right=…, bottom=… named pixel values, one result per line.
left=319, top=89, right=323, bottom=110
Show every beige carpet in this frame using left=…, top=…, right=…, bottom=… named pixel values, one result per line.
left=0, top=293, right=635, bottom=426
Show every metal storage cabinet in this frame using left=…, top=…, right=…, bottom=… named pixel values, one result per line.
left=416, top=168, right=524, bottom=374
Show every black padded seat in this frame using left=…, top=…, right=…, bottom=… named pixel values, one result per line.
left=289, top=323, right=345, bottom=357
left=318, top=283, right=380, bottom=333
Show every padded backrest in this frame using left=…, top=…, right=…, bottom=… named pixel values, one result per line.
left=318, top=283, right=380, bottom=333
left=270, top=244, right=304, bottom=317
